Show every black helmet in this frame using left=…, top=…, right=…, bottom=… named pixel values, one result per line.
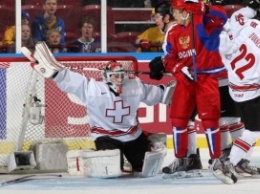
left=155, top=0, right=171, bottom=17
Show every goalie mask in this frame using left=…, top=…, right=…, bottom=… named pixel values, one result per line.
left=103, top=61, right=126, bottom=94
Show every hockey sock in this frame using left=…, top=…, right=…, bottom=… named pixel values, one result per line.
left=220, top=125, right=231, bottom=150
left=229, top=122, right=245, bottom=142
left=187, top=122, right=197, bottom=156
left=172, top=126, right=188, bottom=158
left=230, top=130, right=260, bottom=165
left=204, top=128, right=221, bottom=159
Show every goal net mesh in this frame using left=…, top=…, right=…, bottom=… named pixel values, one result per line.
left=0, top=56, right=138, bottom=168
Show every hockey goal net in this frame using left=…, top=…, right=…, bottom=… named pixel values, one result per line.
left=0, top=55, right=138, bottom=170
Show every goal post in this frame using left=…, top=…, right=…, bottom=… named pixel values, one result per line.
left=0, top=55, right=138, bottom=171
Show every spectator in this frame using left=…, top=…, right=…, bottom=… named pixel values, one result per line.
left=135, top=24, right=164, bottom=52
left=68, top=17, right=101, bottom=53
left=22, top=23, right=34, bottom=51
left=31, top=0, right=65, bottom=46
left=46, top=28, right=66, bottom=53
left=135, top=2, right=173, bottom=52
left=0, top=11, right=30, bottom=47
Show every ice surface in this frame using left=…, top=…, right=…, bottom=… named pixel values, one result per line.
left=0, top=148, right=260, bottom=194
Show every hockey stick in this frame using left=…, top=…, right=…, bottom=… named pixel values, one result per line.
left=0, top=175, right=36, bottom=187
left=17, top=47, right=41, bottom=151
left=70, top=66, right=172, bottom=76
left=21, top=46, right=172, bottom=76
left=0, top=174, right=62, bottom=187
left=190, top=12, right=197, bottom=81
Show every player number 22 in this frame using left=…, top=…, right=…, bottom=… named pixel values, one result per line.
left=230, top=44, right=255, bottom=80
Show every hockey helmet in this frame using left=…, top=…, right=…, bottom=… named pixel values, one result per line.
left=103, top=61, right=126, bottom=94
left=155, top=1, right=172, bottom=17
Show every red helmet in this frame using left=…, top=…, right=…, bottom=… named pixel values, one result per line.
left=172, top=0, right=205, bottom=14
left=104, top=61, right=124, bottom=72
left=102, top=61, right=126, bottom=94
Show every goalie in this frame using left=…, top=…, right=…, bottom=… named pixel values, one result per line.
left=21, top=42, right=174, bottom=178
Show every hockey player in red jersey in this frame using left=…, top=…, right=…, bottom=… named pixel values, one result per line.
left=149, top=0, right=237, bottom=184
left=149, top=0, right=203, bottom=174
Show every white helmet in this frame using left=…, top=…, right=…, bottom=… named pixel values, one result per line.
left=103, top=61, right=126, bottom=94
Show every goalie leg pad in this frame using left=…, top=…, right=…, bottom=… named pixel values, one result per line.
left=141, top=148, right=167, bottom=177
left=82, top=149, right=122, bottom=178
left=66, top=149, right=94, bottom=176
left=148, top=133, right=166, bottom=145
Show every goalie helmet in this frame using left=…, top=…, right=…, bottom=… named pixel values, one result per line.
left=103, top=61, right=126, bottom=94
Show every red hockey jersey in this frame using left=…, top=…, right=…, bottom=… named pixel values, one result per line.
left=164, top=5, right=228, bottom=77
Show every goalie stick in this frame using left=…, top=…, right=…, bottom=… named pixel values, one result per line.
left=0, top=174, right=62, bottom=187
left=71, top=67, right=172, bottom=76
left=21, top=46, right=172, bottom=76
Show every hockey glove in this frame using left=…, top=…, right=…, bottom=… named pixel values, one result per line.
left=149, top=56, right=165, bottom=80
left=140, top=39, right=150, bottom=49
left=184, top=0, right=207, bottom=14
left=181, top=66, right=194, bottom=81
left=248, top=0, right=260, bottom=9
left=22, top=42, right=64, bottom=79
left=161, top=80, right=176, bottom=105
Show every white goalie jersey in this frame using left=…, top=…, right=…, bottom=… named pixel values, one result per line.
left=53, top=68, right=164, bottom=142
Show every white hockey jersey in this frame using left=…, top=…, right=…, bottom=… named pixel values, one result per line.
left=223, top=6, right=260, bottom=102
left=53, top=68, right=164, bottom=142
left=229, top=6, right=257, bottom=40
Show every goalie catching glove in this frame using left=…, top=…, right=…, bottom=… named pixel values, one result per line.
left=149, top=56, right=165, bottom=80
left=21, top=41, right=64, bottom=78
